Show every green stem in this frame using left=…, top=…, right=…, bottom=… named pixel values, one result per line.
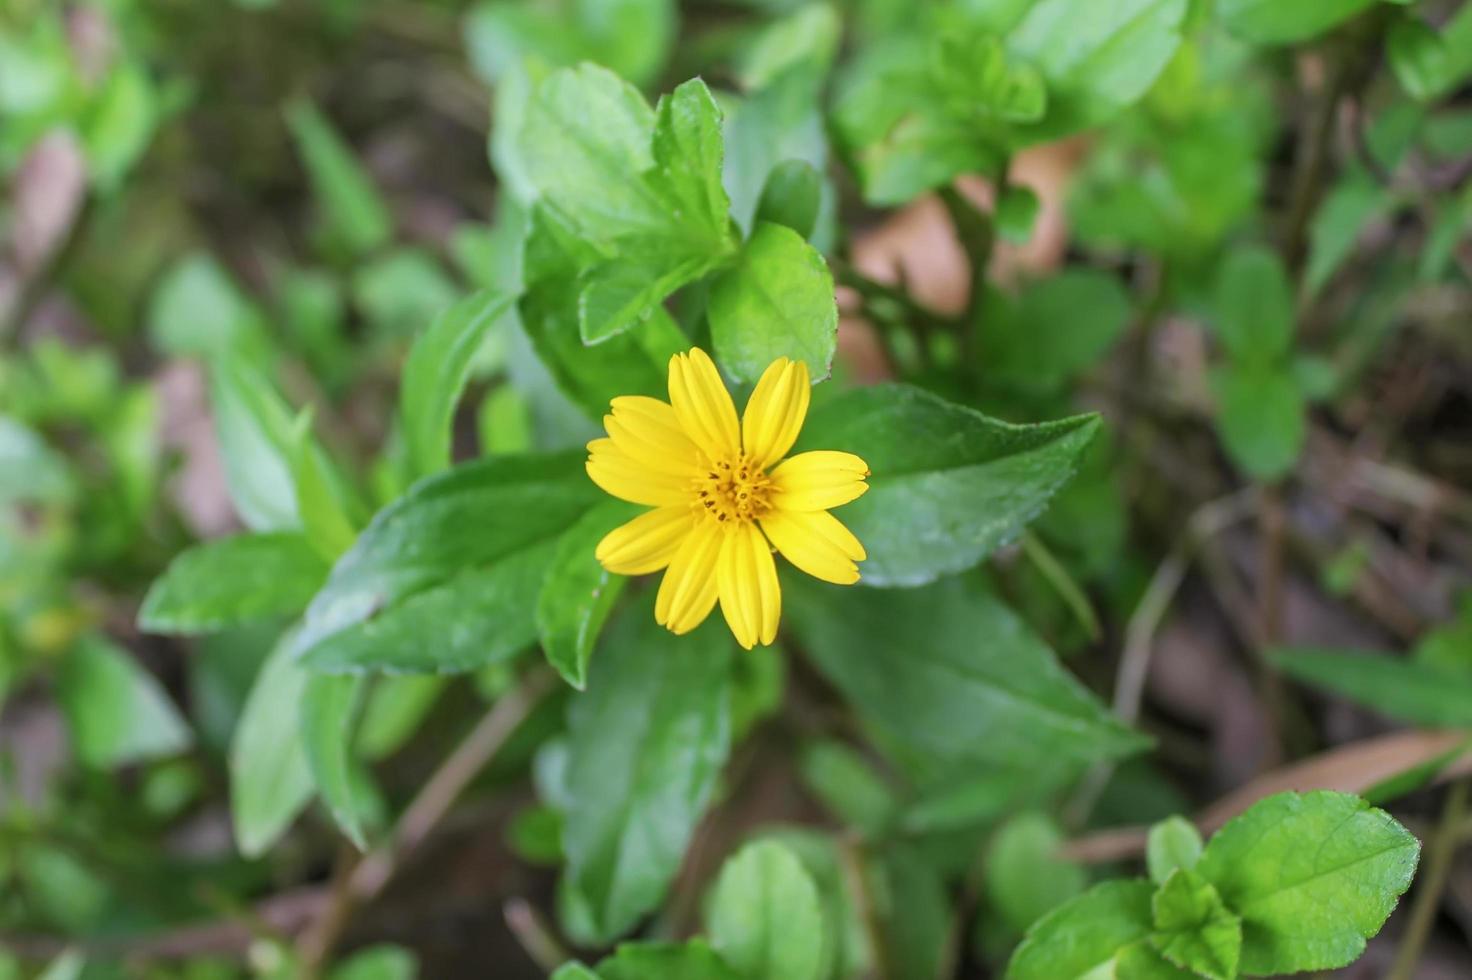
left=1020, top=531, right=1101, bottom=642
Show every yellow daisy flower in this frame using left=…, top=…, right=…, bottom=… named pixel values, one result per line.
left=586, top=348, right=870, bottom=649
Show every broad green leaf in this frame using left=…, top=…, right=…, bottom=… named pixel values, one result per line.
left=1196, top=790, right=1419, bottom=975
left=1211, top=245, right=1294, bottom=364
left=328, top=945, right=418, bottom=980
left=754, top=159, right=822, bottom=240
left=706, top=841, right=826, bottom=980
left=1006, top=879, right=1155, bottom=980
left=798, top=740, right=895, bottom=837
left=1146, top=816, right=1203, bottom=885
left=1008, top=0, right=1187, bottom=139
left=286, top=100, right=393, bottom=257
left=1274, top=647, right=1472, bottom=726
left=139, top=533, right=328, bottom=634
left=1212, top=364, right=1305, bottom=481
left=147, top=253, right=268, bottom=360
left=401, top=290, right=514, bottom=478
left=1149, top=870, right=1240, bottom=980
left=1306, top=175, right=1389, bottom=297
left=650, top=78, right=735, bottom=254
left=978, top=270, right=1132, bottom=388
left=56, top=636, right=193, bottom=769
left=210, top=358, right=302, bottom=532
left=786, top=576, right=1147, bottom=779
left=759, top=829, right=874, bottom=978
left=561, top=602, right=734, bottom=942
left=299, top=540, right=556, bottom=674
left=301, top=453, right=601, bottom=643
left=0, top=416, right=73, bottom=504
left=596, top=941, right=741, bottom=980
left=537, top=501, right=636, bottom=689
left=301, top=674, right=369, bottom=849
left=1218, top=0, right=1379, bottom=44
left=985, top=813, right=1087, bottom=935
left=231, top=629, right=315, bottom=857
left=796, top=384, right=1099, bottom=586
left=710, top=222, right=836, bottom=383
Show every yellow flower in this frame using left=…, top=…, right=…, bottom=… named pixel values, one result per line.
left=586, top=348, right=870, bottom=649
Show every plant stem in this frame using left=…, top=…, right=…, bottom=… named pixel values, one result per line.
left=1388, top=779, right=1469, bottom=980
left=937, top=184, right=996, bottom=374
left=296, top=668, right=556, bottom=974
left=1020, top=531, right=1100, bottom=642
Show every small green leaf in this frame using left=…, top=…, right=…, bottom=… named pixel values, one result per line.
left=755, top=159, right=822, bottom=240
left=0, top=416, right=73, bottom=505
left=1146, top=816, right=1203, bottom=886
left=1218, top=0, right=1379, bottom=44
left=787, top=576, right=1147, bottom=780
left=139, top=533, right=328, bottom=634
left=147, top=253, right=269, bottom=360
left=286, top=100, right=393, bottom=257
left=796, top=385, right=1099, bottom=586
left=508, top=805, right=565, bottom=866
left=537, top=501, right=636, bottom=689
left=1149, top=869, right=1241, bottom=980
left=351, top=249, right=460, bottom=337
left=560, top=601, right=734, bottom=943
left=328, top=944, right=418, bottom=980
left=1212, top=363, right=1305, bottom=481
left=1211, top=245, right=1294, bottom=364
left=288, top=410, right=360, bottom=562
left=357, top=675, right=447, bottom=760
left=301, top=674, right=369, bottom=849
left=401, top=290, right=514, bottom=479
left=56, top=635, right=193, bottom=769
left=1006, top=879, right=1155, bottom=980
left=550, top=964, right=601, bottom=980
left=1196, top=790, right=1419, bottom=975
left=231, top=629, right=315, bottom=857
left=979, top=270, right=1132, bottom=388
left=996, top=184, right=1040, bottom=243
left=985, top=813, right=1087, bottom=936
left=210, top=357, right=303, bottom=533
left=1274, top=647, right=1472, bottom=727
left=706, top=841, right=826, bottom=980
left=596, top=941, right=741, bottom=980
left=1306, top=175, right=1388, bottom=297
left=710, top=222, right=836, bottom=383
left=1389, top=18, right=1450, bottom=101
left=798, top=740, right=895, bottom=837
left=870, top=843, right=952, bottom=980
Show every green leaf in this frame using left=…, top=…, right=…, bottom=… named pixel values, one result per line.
left=796, top=384, right=1099, bottom=586
left=786, top=576, right=1147, bottom=780
left=286, top=100, right=393, bottom=257
left=56, top=635, right=193, bottom=769
left=551, top=964, right=601, bottom=980
left=798, top=740, right=895, bottom=837
left=401, top=290, right=514, bottom=479
left=1306, top=175, right=1389, bottom=297
left=301, top=674, right=369, bottom=849
left=231, top=629, right=315, bottom=857
left=1389, top=18, right=1449, bottom=102
left=300, top=453, right=602, bottom=659
left=0, top=416, right=73, bottom=504
left=1115, top=942, right=1199, bottom=979
left=985, top=813, right=1087, bottom=936
left=139, top=533, right=328, bottom=634
left=739, top=4, right=841, bottom=90
left=1212, top=364, right=1305, bottom=482
left=650, top=78, right=735, bottom=255
left=596, top=941, right=741, bottom=980
left=1006, top=879, right=1155, bottom=980
left=328, top=944, right=418, bottom=980
left=351, top=249, right=460, bottom=337
left=81, top=61, right=156, bottom=191
left=1008, top=0, right=1187, bottom=139
left=1218, top=0, right=1379, bottom=44
left=537, top=501, right=636, bottom=689
left=288, top=410, right=361, bottom=562
left=709, top=222, right=836, bottom=383
left=358, top=675, right=447, bottom=760
left=1195, top=790, right=1419, bottom=975
left=148, top=253, right=268, bottom=360
left=210, top=357, right=303, bottom=532
left=1274, top=647, right=1472, bottom=726
left=754, top=159, right=822, bottom=240
left=1211, top=245, right=1294, bottom=364
left=706, top=841, right=826, bottom=980
left=978, top=270, right=1132, bottom=388
left=722, top=67, right=830, bottom=236
left=1146, top=816, right=1203, bottom=886
left=508, top=804, right=565, bottom=866
left=560, top=601, right=734, bottom=943
left=871, top=842, right=953, bottom=980
left=1149, top=870, right=1240, bottom=980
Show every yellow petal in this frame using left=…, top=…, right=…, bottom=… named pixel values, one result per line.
left=742, top=357, right=810, bottom=469
left=606, top=396, right=702, bottom=477
left=668, top=348, right=740, bottom=460
left=655, top=518, right=722, bottom=634
left=770, top=451, right=870, bottom=512
left=717, top=521, right=781, bottom=649
left=596, top=506, right=695, bottom=575
left=760, top=509, right=865, bottom=585
left=586, top=439, right=689, bottom=507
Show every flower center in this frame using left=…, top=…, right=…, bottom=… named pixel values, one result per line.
left=692, top=453, right=773, bottom=525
